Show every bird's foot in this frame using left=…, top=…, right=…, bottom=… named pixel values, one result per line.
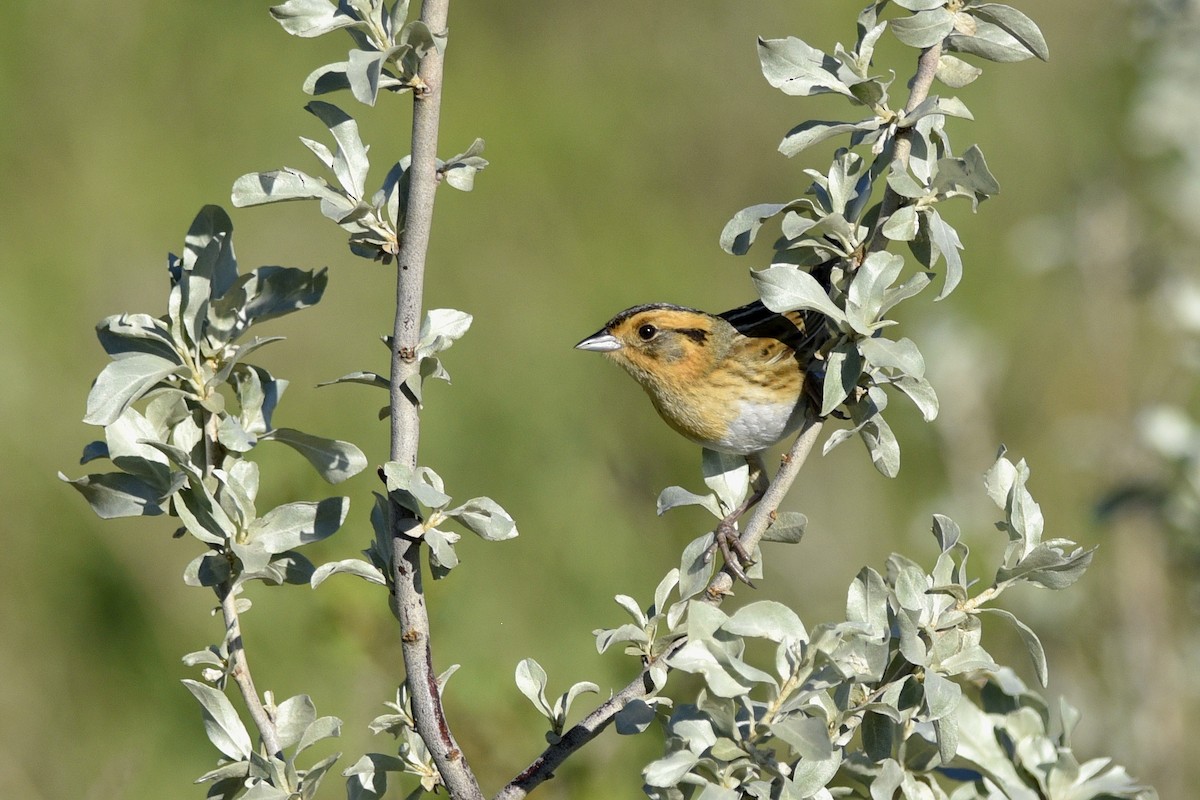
left=708, top=517, right=757, bottom=588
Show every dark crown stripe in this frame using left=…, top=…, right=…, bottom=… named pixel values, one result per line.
left=604, top=302, right=704, bottom=330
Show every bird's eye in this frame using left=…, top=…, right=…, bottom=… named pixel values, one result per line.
left=637, top=324, right=657, bottom=341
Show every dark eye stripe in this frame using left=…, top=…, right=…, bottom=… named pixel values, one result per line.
left=676, top=328, right=709, bottom=344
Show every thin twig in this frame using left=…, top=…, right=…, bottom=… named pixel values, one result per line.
left=217, top=580, right=283, bottom=759
left=707, top=415, right=825, bottom=598
left=387, top=1, right=484, bottom=798
left=866, top=42, right=943, bottom=255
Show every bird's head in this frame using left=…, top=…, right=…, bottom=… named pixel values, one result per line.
left=575, top=303, right=727, bottom=391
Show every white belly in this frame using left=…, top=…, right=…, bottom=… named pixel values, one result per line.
left=707, top=400, right=804, bottom=455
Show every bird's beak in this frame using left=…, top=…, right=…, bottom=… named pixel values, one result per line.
left=575, top=330, right=623, bottom=352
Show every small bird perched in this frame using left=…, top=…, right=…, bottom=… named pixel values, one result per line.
left=576, top=300, right=824, bottom=584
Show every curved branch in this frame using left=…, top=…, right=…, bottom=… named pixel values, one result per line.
left=387, top=1, right=484, bottom=798
left=707, top=415, right=825, bottom=598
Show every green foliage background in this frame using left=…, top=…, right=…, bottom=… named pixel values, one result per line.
left=0, top=1, right=1189, bottom=797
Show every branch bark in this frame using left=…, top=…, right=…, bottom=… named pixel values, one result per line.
left=218, top=580, right=283, bottom=759
left=387, top=2, right=484, bottom=798
left=867, top=42, right=944, bottom=255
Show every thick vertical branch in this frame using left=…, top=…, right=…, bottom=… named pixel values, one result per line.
left=387, top=2, right=484, bottom=798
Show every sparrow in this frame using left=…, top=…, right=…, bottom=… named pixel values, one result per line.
left=576, top=300, right=824, bottom=584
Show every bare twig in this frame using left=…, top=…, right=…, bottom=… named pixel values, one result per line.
left=217, top=580, right=283, bottom=759
left=867, top=42, right=944, bottom=255
left=386, top=2, right=484, bottom=798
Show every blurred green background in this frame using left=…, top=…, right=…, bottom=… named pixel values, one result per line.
left=2, top=1, right=1194, bottom=797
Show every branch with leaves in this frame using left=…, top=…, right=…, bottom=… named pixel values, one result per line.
left=64, top=2, right=1156, bottom=799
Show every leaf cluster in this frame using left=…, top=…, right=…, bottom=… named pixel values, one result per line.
left=593, top=453, right=1146, bottom=799
left=232, top=0, right=486, bottom=262
left=62, top=206, right=366, bottom=592
left=721, top=2, right=1042, bottom=476
left=184, top=684, right=343, bottom=800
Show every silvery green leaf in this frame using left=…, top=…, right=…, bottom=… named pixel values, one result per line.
left=270, top=0, right=360, bottom=37
left=933, top=145, right=1000, bottom=208
left=701, top=448, right=749, bottom=514
left=720, top=202, right=797, bottom=255
left=557, top=681, right=600, bottom=724
left=894, top=375, right=939, bottom=421
left=217, top=414, right=255, bottom=453
left=231, top=167, right=346, bottom=210
left=667, top=640, right=750, bottom=698
left=752, top=264, right=847, bottom=322
left=295, top=715, right=342, bottom=756
left=318, top=370, right=389, bottom=390
left=83, top=354, right=181, bottom=426
left=216, top=267, right=328, bottom=336
left=860, top=337, right=926, bottom=378
left=262, top=428, right=367, bottom=484
left=247, top=497, right=347, bottom=555
left=770, top=716, right=832, bottom=761
left=424, top=527, right=459, bottom=577
left=614, top=698, right=656, bottom=735
left=879, top=272, right=932, bottom=315
left=881, top=204, right=919, bottom=241
left=763, top=511, right=807, bottom=543
left=176, top=482, right=237, bottom=544
left=60, top=471, right=166, bottom=519
left=900, top=95, right=974, bottom=128
left=515, top=658, right=553, bottom=718
left=310, top=558, right=387, bottom=588
left=723, top=600, right=807, bottom=642
left=970, top=4, right=1049, bottom=61
left=679, top=533, right=716, bottom=599
left=275, top=695, right=317, bottom=751
left=183, top=551, right=231, bottom=587
left=243, top=781, right=290, bottom=800
left=416, top=308, right=473, bottom=358
left=614, top=594, right=647, bottom=626
left=780, top=119, right=882, bottom=158
left=96, top=313, right=179, bottom=362
left=821, top=426, right=856, bottom=456
left=381, top=461, right=451, bottom=512
left=441, top=138, right=489, bottom=191
left=300, top=135, right=334, bottom=168
left=785, top=749, right=842, bottom=797
left=846, top=566, right=889, bottom=635
left=759, top=36, right=857, bottom=99
left=891, top=9, right=955, bottom=48
left=643, top=749, right=700, bottom=788
left=346, top=47, right=391, bottom=106
left=446, top=496, right=518, bottom=541
left=304, top=102, right=369, bottom=199
left=935, top=53, right=984, bottom=88
left=922, top=209, right=964, bottom=300
left=232, top=364, right=287, bottom=436
left=946, top=18, right=1039, bottom=63
left=303, top=61, right=354, bottom=97
left=653, top=570, right=679, bottom=616
left=183, top=679, right=253, bottom=760
left=996, top=544, right=1094, bottom=591
left=922, top=671, right=962, bottom=720
left=984, top=448, right=1017, bottom=508
left=594, top=623, right=649, bottom=653
left=858, top=409, right=900, bottom=478
left=893, top=0, right=946, bottom=9
left=822, top=340, right=861, bottom=417
left=656, top=485, right=722, bottom=518
left=848, top=251, right=905, bottom=323
left=978, top=608, right=1047, bottom=686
